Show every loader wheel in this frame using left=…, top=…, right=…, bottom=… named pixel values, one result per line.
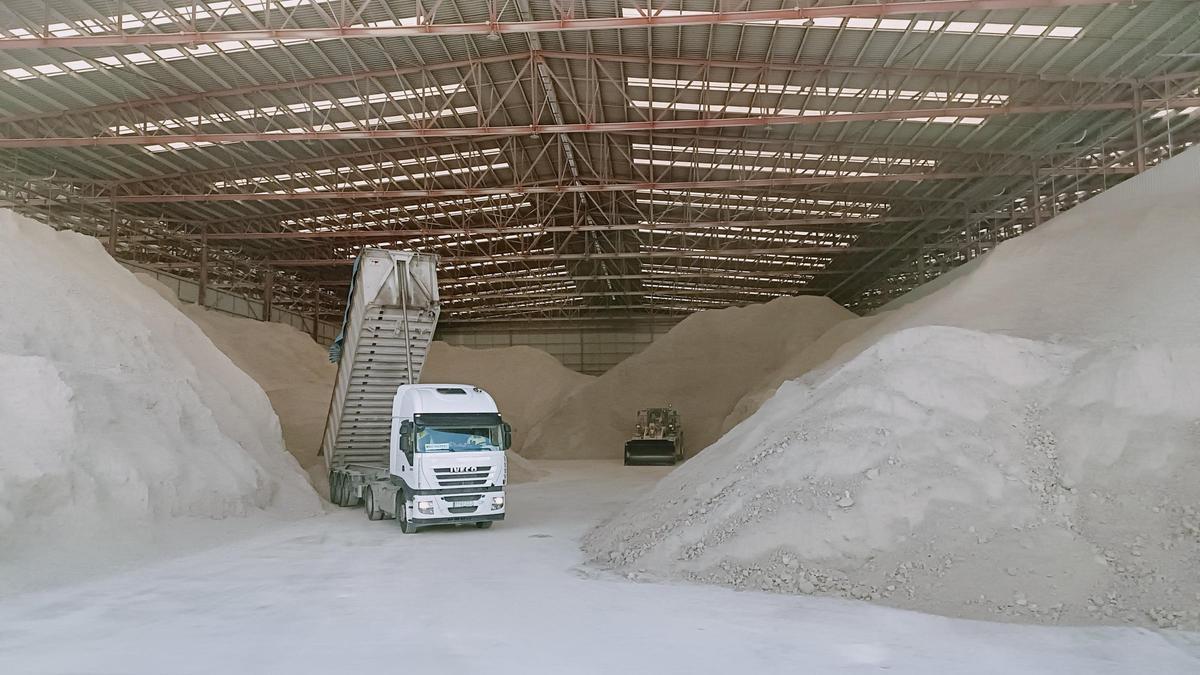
left=396, top=494, right=417, bottom=534
left=365, top=487, right=383, bottom=520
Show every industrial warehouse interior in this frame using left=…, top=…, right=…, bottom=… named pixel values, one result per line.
left=2, top=0, right=1200, bottom=672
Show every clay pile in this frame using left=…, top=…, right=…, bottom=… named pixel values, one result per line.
left=0, top=211, right=320, bottom=589
left=586, top=147, right=1200, bottom=630
left=522, top=295, right=854, bottom=460
left=139, top=275, right=336, bottom=485
left=137, top=280, right=575, bottom=486
left=422, top=342, right=593, bottom=482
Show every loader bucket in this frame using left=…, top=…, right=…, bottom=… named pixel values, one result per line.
left=624, top=439, right=680, bottom=466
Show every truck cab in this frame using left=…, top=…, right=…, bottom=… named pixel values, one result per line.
left=387, top=384, right=511, bottom=531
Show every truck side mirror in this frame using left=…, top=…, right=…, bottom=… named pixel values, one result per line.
left=398, top=420, right=414, bottom=459
left=501, top=422, right=513, bottom=450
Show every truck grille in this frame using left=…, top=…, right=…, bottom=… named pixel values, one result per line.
left=448, top=505, right=479, bottom=514
left=444, top=494, right=481, bottom=502
left=433, top=467, right=491, bottom=488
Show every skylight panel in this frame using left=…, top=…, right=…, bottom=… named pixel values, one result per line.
left=633, top=157, right=881, bottom=177
left=1, top=2, right=416, bottom=81
left=634, top=197, right=881, bottom=219
left=634, top=189, right=886, bottom=218
left=641, top=281, right=791, bottom=298
left=211, top=148, right=501, bottom=189
left=644, top=246, right=833, bottom=267
left=631, top=100, right=985, bottom=125
left=288, top=194, right=529, bottom=232
left=114, top=84, right=464, bottom=138
left=265, top=162, right=509, bottom=194
left=642, top=263, right=821, bottom=281
left=2, top=1, right=340, bottom=40
left=619, top=8, right=1082, bottom=39
left=626, top=77, right=1008, bottom=104
left=142, top=105, right=478, bottom=153
left=637, top=227, right=856, bottom=247
left=631, top=143, right=936, bottom=168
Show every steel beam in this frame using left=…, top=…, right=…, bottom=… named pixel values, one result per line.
left=169, top=216, right=932, bottom=240
left=543, top=50, right=1122, bottom=86
left=443, top=287, right=818, bottom=302
left=10, top=98, right=1199, bottom=148
left=0, top=2, right=1122, bottom=50
left=0, top=53, right=528, bottom=126
left=97, top=168, right=1141, bottom=202
left=0, top=103, right=1149, bottom=148
left=265, top=245, right=901, bottom=266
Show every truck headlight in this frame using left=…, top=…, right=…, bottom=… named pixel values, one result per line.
left=417, top=500, right=434, bottom=515
left=491, top=496, right=504, bottom=511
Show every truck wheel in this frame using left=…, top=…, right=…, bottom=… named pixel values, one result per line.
left=396, top=494, right=416, bottom=534
left=365, top=487, right=383, bottom=521
left=329, top=472, right=344, bottom=506
left=475, top=521, right=493, bottom=529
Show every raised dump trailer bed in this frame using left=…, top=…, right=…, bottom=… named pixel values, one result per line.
left=322, top=250, right=509, bottom=533
left=322, top=249, right=440, bottom=472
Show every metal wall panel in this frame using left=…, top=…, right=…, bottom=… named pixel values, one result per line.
left=122, top=261, right=340, bottom=345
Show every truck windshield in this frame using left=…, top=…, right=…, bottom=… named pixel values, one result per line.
left=415, top=425, right=502, bottom=453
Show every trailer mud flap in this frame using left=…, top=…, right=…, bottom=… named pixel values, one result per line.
left=624, top=439, right=680, bottom=466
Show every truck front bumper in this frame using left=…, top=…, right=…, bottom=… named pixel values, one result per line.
left=411, top=491, right=505, bottom=522
left=411, top=513, right=505, bottom=526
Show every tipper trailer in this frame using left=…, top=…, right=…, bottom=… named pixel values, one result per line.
left=322, top=249, right=510, bottom=532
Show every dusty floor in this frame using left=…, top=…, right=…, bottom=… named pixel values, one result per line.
left=0, top=461, right=1197, bottom=674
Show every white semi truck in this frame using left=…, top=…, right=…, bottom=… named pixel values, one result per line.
left=323, top=249, right=509, bottom=532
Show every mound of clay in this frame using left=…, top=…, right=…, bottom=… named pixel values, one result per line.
left=586, top=147, right=1200, bottom=630
left=423, top=342, right=592, bottom=457
left=522, top=296, right=853, bottom=460
left=0, top=211, right=320, bottom=586
left=138, top=275, right=335, bottom=480
left=718, top=314, right=881, bottom=435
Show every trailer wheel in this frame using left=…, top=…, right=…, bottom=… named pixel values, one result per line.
left=329, top=472, right=344, bottom=506
left=396, top=493, right=416, bottom=534
left=365, top=487, right=383, bottom=521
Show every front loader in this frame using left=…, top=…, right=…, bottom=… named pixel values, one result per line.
left=623, top=407, right=683, bottom=466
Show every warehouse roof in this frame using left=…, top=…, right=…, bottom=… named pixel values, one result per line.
left=1, top=0, right=1198, bottom=324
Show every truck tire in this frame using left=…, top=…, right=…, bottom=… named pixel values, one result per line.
left=365, top=487, right=383, bottom=521
left=329, top=472, right=344, bottom=506
left=396, top=493, right=417, bottom=534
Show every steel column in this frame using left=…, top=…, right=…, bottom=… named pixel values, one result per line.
left=311, top=285, right=321, bottom=341
left=107, top=203, right=118, bottom=255
left=198, top=227, right=209, bottom=308
left=262, top=269, right=275, bottom=322
left=1133, top=84, right=1147, bottom=174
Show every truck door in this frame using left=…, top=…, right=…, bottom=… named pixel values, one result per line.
left=391, top=419, right=418, bottom=490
